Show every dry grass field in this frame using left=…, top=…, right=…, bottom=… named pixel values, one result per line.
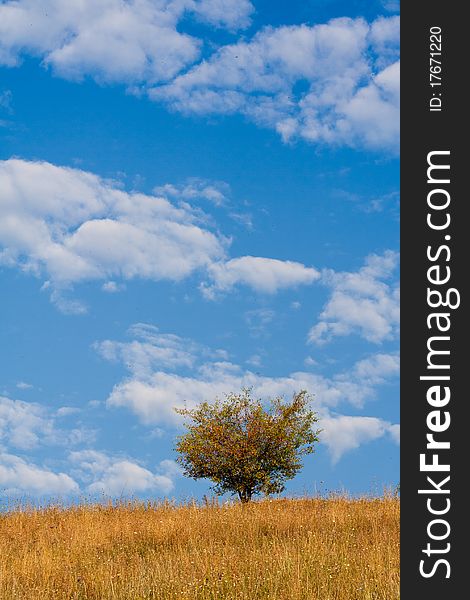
left=0, top=495, right=399, bottom=600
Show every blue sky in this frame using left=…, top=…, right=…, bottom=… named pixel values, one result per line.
left=0, top=0, right=399, bottom=501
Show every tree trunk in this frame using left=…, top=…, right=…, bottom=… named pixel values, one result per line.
left=238, top=489, right=252, bottom=503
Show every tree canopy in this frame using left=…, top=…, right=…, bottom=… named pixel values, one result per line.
left=175, top=389, right=321, bottom=502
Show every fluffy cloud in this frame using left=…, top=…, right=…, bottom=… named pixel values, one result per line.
left=350, top=353, right=400, bottom=384
left=105, top=359, right=399, bottom=459
left=327, top=61, right=399, bottom=150
left=190, top=0, right=253, bottom=30
left=101, top=330, right=400, bottom=425
left=388, top=423, right=400, bottom=444
left=0, top=159, right=317, bottom=309
left=0, top=0, right=253, bottom=82
left=94, top=323, right=211, bottom=379
left=69, top=450, right=177, bottom=496
left=0, top=158, right=225, bottom=282
left=320, top=415, right=396, bottom=463
left=1, top=10, right=398, bottom=151
left=202, top=256, right=319, bottom=297
left=154, top=18, right=370, bottom=108
left=0, top=395, right=93, bottom=450
left=0, top=158, right=224, bottom=294
left=369, top=15, right=401, bottom=67
left=0, top=396, right=55, bottom=450
left=309, top=251, right=400, bottom=345
left=152, top=16, right=399, bottom=151
left=96, top=325, right=399, bottom=462
left=0, top=452, right=79, bottom=495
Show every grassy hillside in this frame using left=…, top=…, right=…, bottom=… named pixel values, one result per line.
left=0, top=496, right=399, bottom=599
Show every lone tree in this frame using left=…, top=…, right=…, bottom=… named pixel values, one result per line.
left=175, top=389, right=320, bottom=503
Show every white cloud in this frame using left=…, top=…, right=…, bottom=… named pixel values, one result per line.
left=158, top=458, right=183, bottom=478
left=154, top=178, right=230, bottom=207
left=1, top=159, right=317, bottom=309
left=319, top=415, right=397, bottom=464
left=350, top=352, right=399, bottom=384
left=0, top=0, right=196, bottom=80
left=0, top=395, right=93, bottom=450
left=154, top=18, right=369, bottom=107
left=304, top=356, right=317, bottom=367
left=0, top=451, right=79, bottom=495
left=48, top=288, right=89, bottom=315
left=0, top=158, right=226, bottom=297
left=105, top=357, right=399, bottom=461
left=333, top=61, right=399, bottom=151
left=94, top=323, right=203, bottom=378
left=95, top=323, right=399, bottom=462
left=102, top=281, right=126, bottom=293
left=152, top=16, right=399, bottom=151
left=16, top=381, right=33, bottom=390
left=370, top=16, right=400, bottom=67
left=190, top=0, right=253, bottom=30
left=202, top=256, right=319, bottom=297
left=0, top=396, right=56, bottom=450
left=0, top=7, right=398, bottom=152
left=69, top=450, right=176, bottom=496
left=309, top=250, right=399, bottom=345
left=380, top=2, right=400, bottom=15
left=97, top=327, right=399, bottom=461
left=0, top=0, right=253, bottom=82
left=388, top=423, right=400, bottom=444
left=155, top=179, right=254, bottom=230
left=56, top=406, right=81, bottom=417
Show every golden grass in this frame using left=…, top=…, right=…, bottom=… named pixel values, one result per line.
left=0, top=495, right=399, bottom=600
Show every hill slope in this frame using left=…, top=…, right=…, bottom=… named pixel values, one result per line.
left=0, top=496, right=399, bottom=599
